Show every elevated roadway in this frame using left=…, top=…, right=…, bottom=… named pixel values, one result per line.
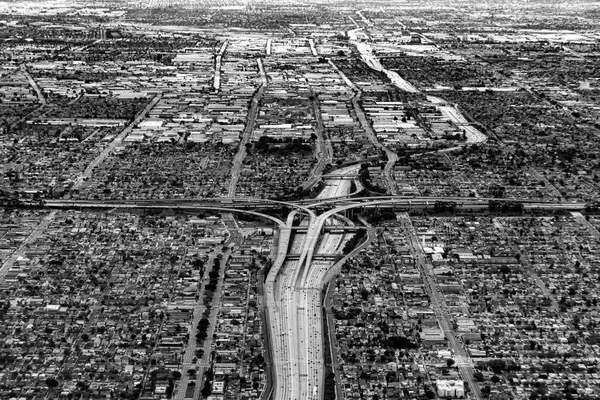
left=266, top=173, right=357, bottom=400
left=42, top=196, right=587, bottom=215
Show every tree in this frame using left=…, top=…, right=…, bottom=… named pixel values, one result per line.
left=76, top=381, right=88, bottom=390
left=488, top=359, right=506, bottom=374
left=446, top=358, right=456, bottom=368
left=385, top=336, right=418, bottom=349
left=481, top=385, right=491, bottom=398
left=45, top=377, right=59, bottom=388
left=360, top=288, right=370, bottom=301
left=172, top=371, right=182, bottom=380
left=201, top=380, right=212, bottom=397
left=474, top=371, right=484, bottom=382
left=491, top=375, right=501, bottom=383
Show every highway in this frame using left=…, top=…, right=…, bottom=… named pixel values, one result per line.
left=349, top=30, right=487, bottom=147
left=266, top=173, right=356, bottom=400
left=308, top=38, right=318, bottom=56
left=329, top=56, right=399, bottom=194
left=258, top=188, right=585, bottom=400
left=317, top=165, right=358, bottom=199
left=426, top=95, right=487, bottom=144
left=349, top=30, right=418, bottom=94
left=43, top=196, right=588, bottom=215
left=323, top=215, right=376, bottom=400
left=6, top=178, right=591, bottom=400
left=343, top=25, right=488, bottom=196
left=351, top=90, right=398, bottom=194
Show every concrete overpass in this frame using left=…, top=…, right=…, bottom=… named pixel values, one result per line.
left=41, top=196, right=587, bottom=214
left=290, top=226, right=365, bottom=233
left=322, top=174, right=359, bottom=180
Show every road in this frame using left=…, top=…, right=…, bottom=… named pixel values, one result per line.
left=328, top=58, right=399, bottom=195
left=529, top=168, right=563, bottom=201
left=356, top=10, right=374, bottom=27
left=228, top=58, right=267, bottom=197
left=175, top=251, right=219, bottom=400
left=43, top=196, right=588, bottom=215
left=493, top=218, right=560, bottom=312
left=302, top=95, right=334, bottom=190
left=21, top=64, right=47, bottom=105
left=308, top=38, right=318, bottom=56
left=323, top=215, right=375, bottom=400
left=0, top=210, right=57, bottom=281
left=213, top=40, right=229, bottom=91
left=398, top=214, right=482, bottom=400
left=426, top=96, right=487, bottom=144
left=351, top=90, right=398, bottom=194
left=571, top=211, right=600, bottom=239
left=71, top=93, right=163, bottom=191
left=318, top=165, right=358, bottom=199
left=347, top=25, right=487, bottom=161
left=349, top=31, right=419, bottom=94
left=265, top=172, right=357, bottom=400
left=192, top=248, right=232, bottom=399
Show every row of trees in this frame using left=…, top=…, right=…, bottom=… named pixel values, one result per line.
left=359, top=163, right=387, bottom=194
left=342, top=230, right=366, bottom=255
left=252, top=136, right=313, bottom=156
left=196, top=255, right=223, bottom=343
left=488, top=200, right=525, bottom=213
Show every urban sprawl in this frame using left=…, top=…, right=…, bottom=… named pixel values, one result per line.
left=1, top=1, right=600, bottom=400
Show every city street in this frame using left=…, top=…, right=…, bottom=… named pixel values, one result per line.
left=398, top=213, right=482, bottom=400
left=1, top=4, right=599, bottom=400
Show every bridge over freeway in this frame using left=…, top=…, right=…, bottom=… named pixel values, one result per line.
left=285, top=254, right=342, bottom=261
left=4, top=197, right=587, bottom=218
left=290, top=226, right=365, bottom=233
left=322, top=174, right=359, bottom=180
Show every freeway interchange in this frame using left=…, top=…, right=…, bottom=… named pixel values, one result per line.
left=265, top=170, right=358, bottom=400
left=13, top=182, right=589, bottom=400
left=19, top=157, right=589, bottom=400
